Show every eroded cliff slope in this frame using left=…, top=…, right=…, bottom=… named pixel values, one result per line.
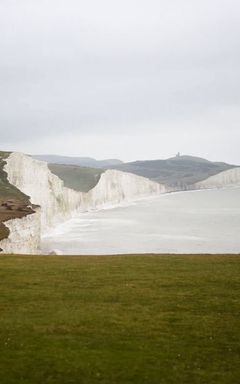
left=194, top=168, right=240, bottom=189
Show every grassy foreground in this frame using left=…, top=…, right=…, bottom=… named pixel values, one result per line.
left=0, top=255, right=239, bottom=384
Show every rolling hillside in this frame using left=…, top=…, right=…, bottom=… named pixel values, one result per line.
left=108, top=155, right=237, bottom=189
left=35, top=154, right=237, bottom=190
left=33, top=155, right=123, bottom=168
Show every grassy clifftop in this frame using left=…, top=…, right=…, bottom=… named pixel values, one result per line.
left=48, top=163, right=104, bottom=192
left=0, top=152, right=29, bottom=200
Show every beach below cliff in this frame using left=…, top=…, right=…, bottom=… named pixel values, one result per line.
left=42, top=187, right=240, bottom=255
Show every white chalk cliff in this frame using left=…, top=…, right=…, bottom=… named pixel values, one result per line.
left=0, top=152, right=166, bottom=254
left=81, top=169, right=166, bottom=209
left=194, top=167, right=240, bottom=189
left=5, top=153, right=82, bottom=230
left=0, top=210, right=41, bottom=254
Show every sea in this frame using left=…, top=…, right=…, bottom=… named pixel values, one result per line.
left=41, top=187, right=240, bottom=255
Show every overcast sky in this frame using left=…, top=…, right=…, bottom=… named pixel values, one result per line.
left=0, top=0, right=239, bottom=163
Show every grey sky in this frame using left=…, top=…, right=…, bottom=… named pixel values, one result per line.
left=0, top=0, right=240, bottom=163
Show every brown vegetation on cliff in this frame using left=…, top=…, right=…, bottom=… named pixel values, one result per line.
left=0, top=152, right=36, bottom=242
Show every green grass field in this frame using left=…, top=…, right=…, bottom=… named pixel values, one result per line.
left=0, top=254, right=239, bottom=384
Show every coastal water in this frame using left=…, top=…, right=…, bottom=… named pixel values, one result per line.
left=42, top=188, right=240, bottom=254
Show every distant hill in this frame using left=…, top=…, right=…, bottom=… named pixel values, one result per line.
left=107, top=155, right=237, bottom=189
left=32, top=155, right=123, bottom=168
left=33, top=153, right=238, bottom=191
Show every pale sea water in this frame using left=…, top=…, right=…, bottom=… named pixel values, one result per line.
left=42, top=188, right=240, bottom=254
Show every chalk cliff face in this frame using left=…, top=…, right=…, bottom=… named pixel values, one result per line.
left=0, top=209, right=41, bottom=254
left=194, top=168, right=240, bottom=189
left=5, top=152, right=82, bottom=230
left=82, top=169, right=165, bottom=209
left=0, top=152, right=165, bottom=253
